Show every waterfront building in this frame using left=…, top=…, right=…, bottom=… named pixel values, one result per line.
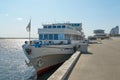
left=93, top=29, right=106, bottom=39
left=110, top=26, right=119, bottom=36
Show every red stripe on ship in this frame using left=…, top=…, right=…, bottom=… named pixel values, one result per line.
left=37, top=63, right=63, bottom=74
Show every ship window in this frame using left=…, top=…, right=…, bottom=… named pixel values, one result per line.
left=58, top=34, right=64, bottom=40
left=49, top=34, right=53, bottom=40
left=77, top=24, right=80, bottom=26
left=48, top=26, right=51, bottom=28
left=44, top=34, right=48, bottom=39
left=44, top=26, right=47, bottom=28
left=53, top=26, right=56, bottom=28
left=57, top=26, right=61, bottom=28
left=62, top=26, right=65, bottom=28
left=54, top=34, right=58, bottom=40
left=72, top=24, right=74, bottom=26
left=39, top=34, right=43, bottom=40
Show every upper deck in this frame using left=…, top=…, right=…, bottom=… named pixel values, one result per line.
left=38, top=23, right=84, bottom=41
left=42, top=23, right=82, bottom=30
left=38, top=23, right=82, bottom=35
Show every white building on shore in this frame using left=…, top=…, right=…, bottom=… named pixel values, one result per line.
left=93, top=29, right=107, bottom=39
left=110, top=26, right=119, bottom=36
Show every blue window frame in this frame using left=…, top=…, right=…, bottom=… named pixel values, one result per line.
left=76, top=24, right=80, bottom=26
left=62, top=26, right=65, bottom=28
left=49, top=34, right=53, bottom=40
left=53, top=26, right=56, bottom=28
left=48, top=26, right=51, bottom=28
left=44, top=34, right=48, bottom=40
left=54, top=34, right=58, bottom=40
left=72, top=24, right=74, bottom=26
left=39, top=34, right=43, bottom=40
left=57, top=26, right=61, bottom=28
left=58, top=34, right=64, bottom=40
left=72, top=24, right=80, bottom=26
left=44, top=26, right=47, bottom=28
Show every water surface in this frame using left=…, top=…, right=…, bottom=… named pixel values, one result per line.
left=0, top=39, right=36, bottom=80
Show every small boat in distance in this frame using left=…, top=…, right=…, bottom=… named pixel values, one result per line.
left=22, top=22, right=85, bottom=74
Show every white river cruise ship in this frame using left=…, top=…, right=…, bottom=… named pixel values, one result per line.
left=22, top=22, right=84, bottom=74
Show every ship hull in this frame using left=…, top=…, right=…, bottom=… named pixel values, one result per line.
left=22, top=44, right=77, bottom=74
left=33, top=54, right=71, bottom=74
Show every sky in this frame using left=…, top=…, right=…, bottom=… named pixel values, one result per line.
left=0, top=0, right=120, bottom=38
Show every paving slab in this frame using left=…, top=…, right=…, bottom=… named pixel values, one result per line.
left=69, top=37, right=120, bottom=80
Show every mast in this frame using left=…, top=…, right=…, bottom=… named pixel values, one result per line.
left=29, top=28, right=31, bottom=43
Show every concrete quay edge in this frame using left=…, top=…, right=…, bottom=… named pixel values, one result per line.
left=47, top=51, right=81, bottom=80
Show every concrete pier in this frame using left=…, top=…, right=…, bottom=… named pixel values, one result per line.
left=69, top=37, right=120, bottom=80
left=48, top=51, right=80, bottom=80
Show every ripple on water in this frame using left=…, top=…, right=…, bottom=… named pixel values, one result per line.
left=0, top=39, right=37, bottom=80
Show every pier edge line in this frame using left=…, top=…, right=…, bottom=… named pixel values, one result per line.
left=47, top=51, right=81, bottom=80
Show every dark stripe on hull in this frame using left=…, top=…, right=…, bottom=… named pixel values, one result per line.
left=37, top=62, right=63, bottom=74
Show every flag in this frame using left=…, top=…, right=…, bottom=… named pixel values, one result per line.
left=26, top=20, right=31, bottom=32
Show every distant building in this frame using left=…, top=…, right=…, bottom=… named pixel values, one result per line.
left=110, top=26, right=119, bottom=36
left=94, top=29, right=105, bottom=36
left=93, top=29, right=107, bottom=39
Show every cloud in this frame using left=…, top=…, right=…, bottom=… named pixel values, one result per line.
left=17, top=17, right=23, bottom=21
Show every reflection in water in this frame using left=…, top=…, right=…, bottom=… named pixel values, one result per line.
left=0, top=39, right=60, bottom=80
left=0, top=39, right=36, bottom=80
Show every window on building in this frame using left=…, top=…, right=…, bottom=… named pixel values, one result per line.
left=49, top=34, right=53, bottom=40
left=72, top=24, right=74, bottom=26
left=44, top=34, right=48, bottom=40
left=58, top=34, right=64, bottom=40
left=57, top=26, right=61, bottom=28
left=44, top=26, right=47, bottom=28
left=62, top=26, right=65, bottom=28
left=53, top=26, right=56, bottom=28
left=48, top=26, right=51, bottom=28
left=72, top=24, right=80, bottom=26
left=76, top=24, right=80, bottom=26
left=54, top=34, right=58, bottom=40
left=39, top=34, right=43, bottom=40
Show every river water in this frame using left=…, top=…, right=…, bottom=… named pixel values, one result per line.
left=0, top=39, right=36, bottom=80
left=0, top=39, right=60, bottom=80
